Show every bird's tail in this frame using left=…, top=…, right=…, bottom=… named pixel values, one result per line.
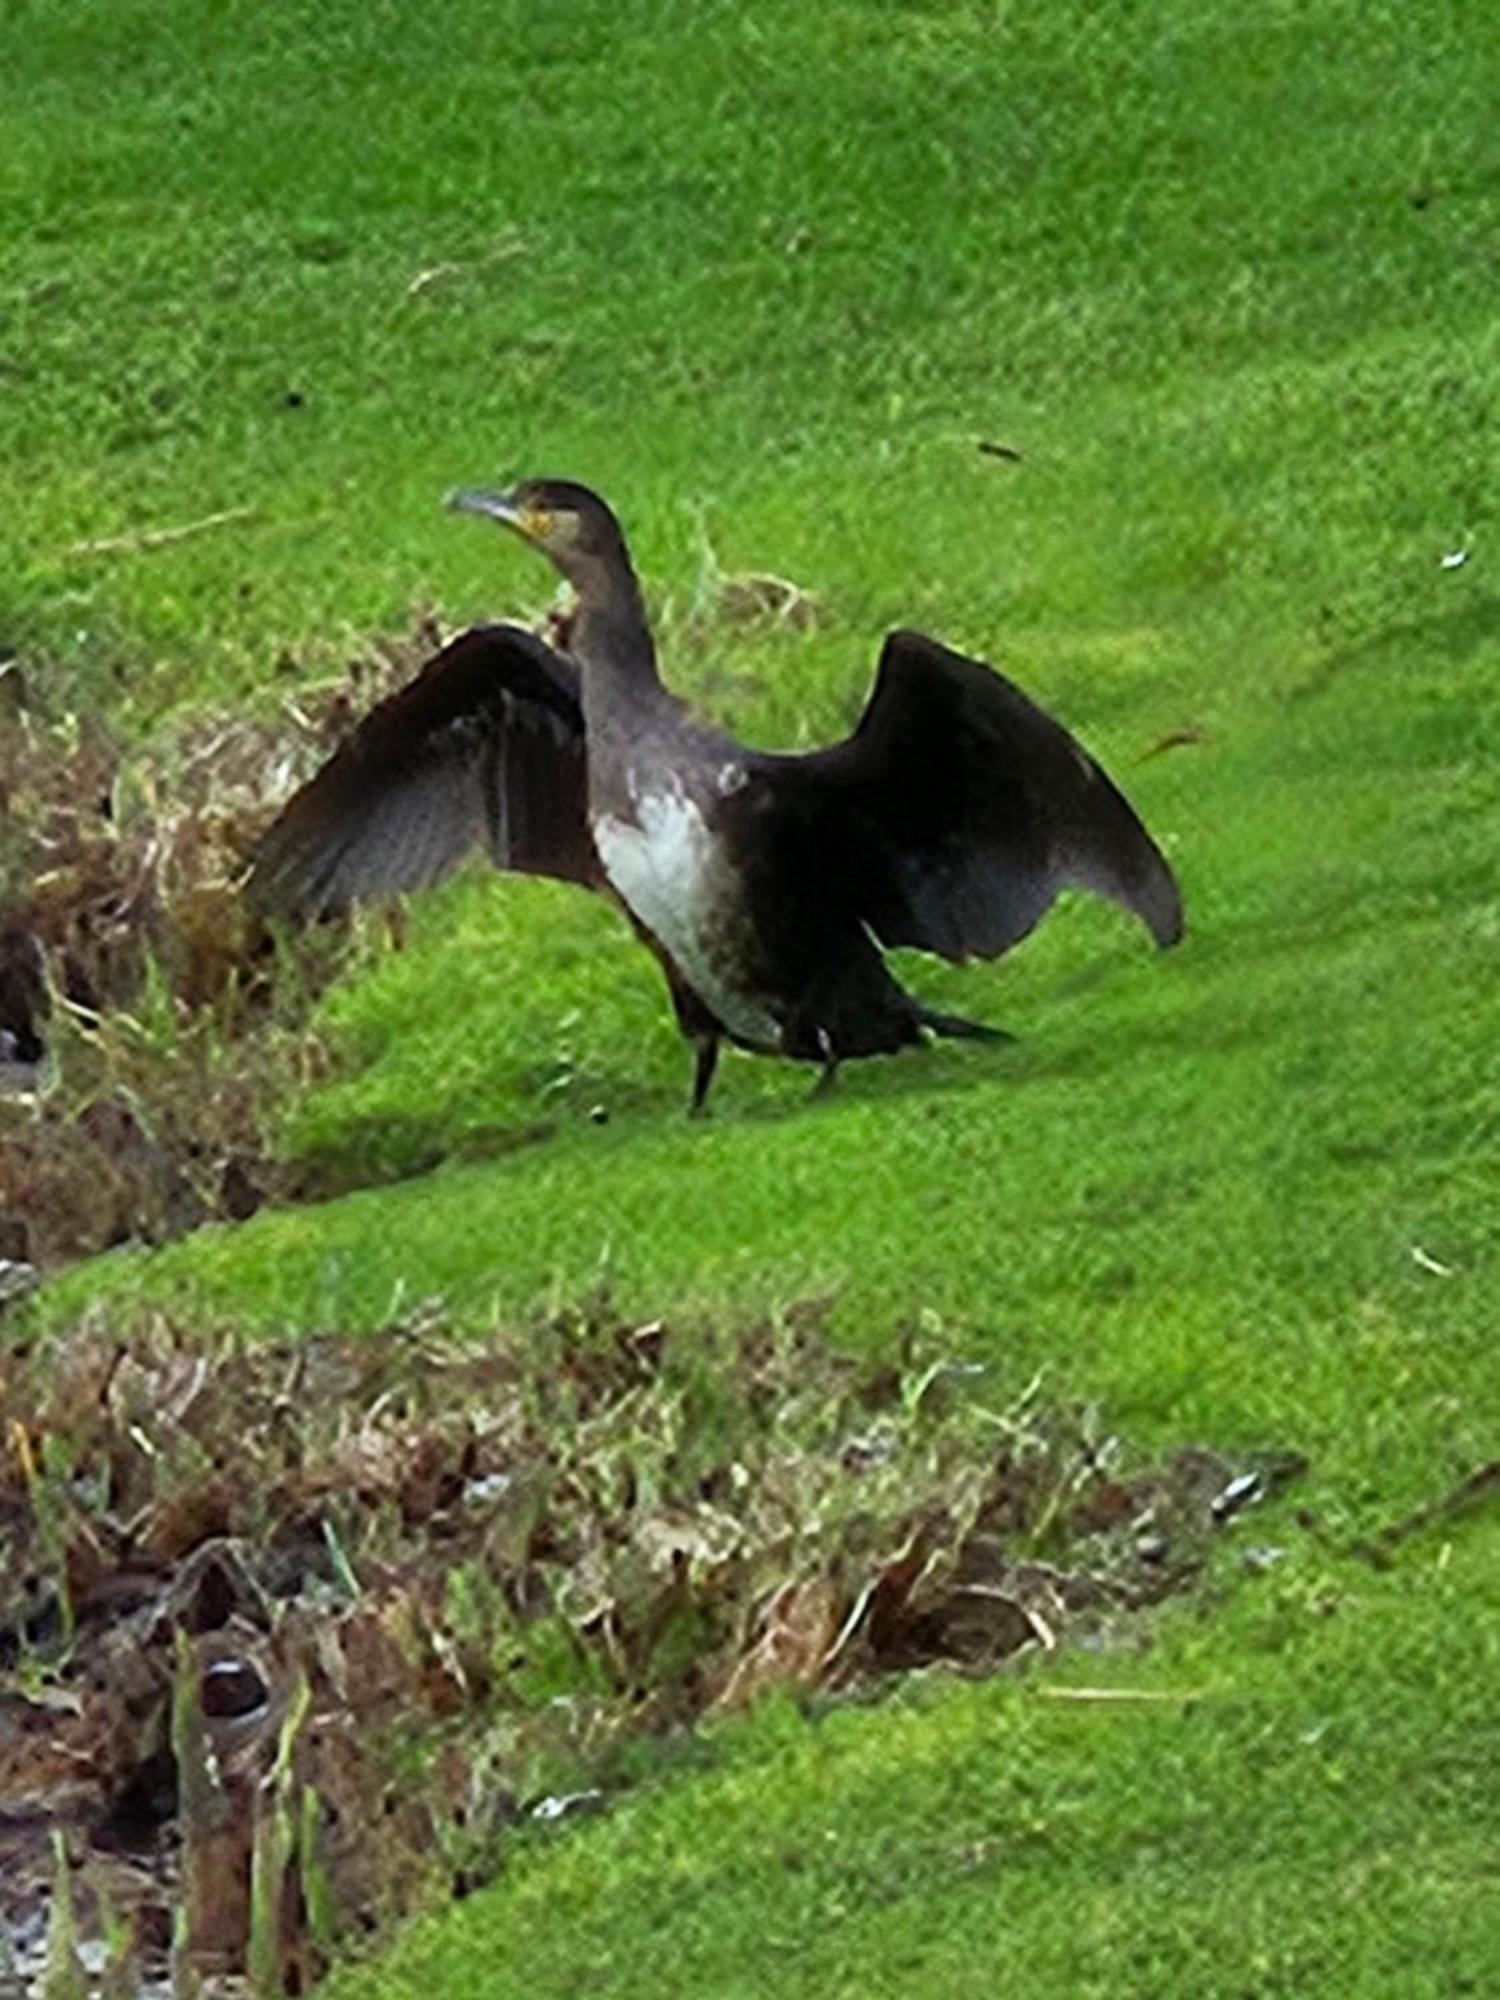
left=917, top=1004, right=1016, bottom=1044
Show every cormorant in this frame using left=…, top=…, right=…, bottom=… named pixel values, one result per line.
left=248, top=480, right=1183, bottom=1112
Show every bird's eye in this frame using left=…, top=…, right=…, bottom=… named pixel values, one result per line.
left=526, top=506, right=556, bottom=539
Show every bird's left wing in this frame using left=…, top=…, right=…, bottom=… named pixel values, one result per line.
left=782, top=628, right=1182, bottom=961
left=247, top=623, right=598, bottom=919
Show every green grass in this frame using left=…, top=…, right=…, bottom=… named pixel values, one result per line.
left=328, top=1548, right=1500, bottom=2000
left=7, top=0, right=1500, bottom=1990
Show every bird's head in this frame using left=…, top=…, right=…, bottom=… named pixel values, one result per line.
left=446, top=477, right=630, bottom=593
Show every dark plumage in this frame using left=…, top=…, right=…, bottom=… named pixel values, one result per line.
left=247, top=480, right=1183, bottom=1111
left=249, top=624, right=595, bottom=912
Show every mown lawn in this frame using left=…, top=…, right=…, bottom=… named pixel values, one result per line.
left=5, top=0, right=1499, bottom=1991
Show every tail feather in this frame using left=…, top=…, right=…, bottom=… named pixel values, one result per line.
left=917, top=1004, right=1016, bottom=1044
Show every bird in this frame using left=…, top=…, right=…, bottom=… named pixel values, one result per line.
left=247, top=479, right=1183, bottom=1113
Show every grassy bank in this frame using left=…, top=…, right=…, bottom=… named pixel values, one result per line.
left=5, top=0, right=1498, bottom=1990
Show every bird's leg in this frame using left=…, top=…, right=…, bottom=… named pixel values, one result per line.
left=810, top=1028, right=840, bottom=1100
left=688, top=1033, right=720, bottom=1117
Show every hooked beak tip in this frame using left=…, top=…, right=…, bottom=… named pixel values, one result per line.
left=445, top=487, right=522, bottom=527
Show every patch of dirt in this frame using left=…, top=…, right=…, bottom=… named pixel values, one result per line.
left=0, top=624, right=456, bottom=1269
left=0, top=1295, right=1303, bottom=1995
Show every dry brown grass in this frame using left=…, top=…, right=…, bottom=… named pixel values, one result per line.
left=0, top=625, right=459, bottom=1269
left=0, top=1293, right=1299, bottom=1993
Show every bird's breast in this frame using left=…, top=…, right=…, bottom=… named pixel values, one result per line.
left=592, top=786, right=780, bottom=1049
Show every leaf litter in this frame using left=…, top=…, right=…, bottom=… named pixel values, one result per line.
left=0, top=1292, right=1303, bottom=1995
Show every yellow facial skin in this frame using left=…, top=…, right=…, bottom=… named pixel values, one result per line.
left=444, top=487, right=576, bottom=556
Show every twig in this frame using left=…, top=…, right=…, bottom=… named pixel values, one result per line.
left=1141, top=726, right=1209, bottom=761
left=404, top=238, right=527, bottom=298
left=1353, top=1461, right=1500, bottom=1566
left=406, top=262, right=463, bottom=297
left=1410, top=1244, right=1455, bottom=1277
left=65, top=507, right=255, bottom=558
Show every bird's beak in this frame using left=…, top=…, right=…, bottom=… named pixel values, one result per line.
left=446, top=487, right=548, bottom=540
left=450, top=484, right=568, bottom=548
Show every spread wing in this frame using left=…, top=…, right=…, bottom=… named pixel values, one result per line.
left=247, top=623, right=597, bottom=919
left=788, top=629, right=1183, bottom=961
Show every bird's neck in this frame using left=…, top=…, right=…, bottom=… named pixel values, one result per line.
left=569, top=566, right=663, bottom=694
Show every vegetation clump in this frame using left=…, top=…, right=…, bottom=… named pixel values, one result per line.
left=0, top=625, right=471, bottom=1268
left=0, top=1296, right=1297, bottom=1993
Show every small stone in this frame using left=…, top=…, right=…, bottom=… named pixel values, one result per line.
left=0, top=1261, right=39, bottom=1304
left=531, top=1788, right=605, bottom=1823
left=1211, top=1471, right=1265, bottom=1521
left=1242, top=1544, right=1289, bottom=1573
left=200, top=1657, right=269, bottom=1720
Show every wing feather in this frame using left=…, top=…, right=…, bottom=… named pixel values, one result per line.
left=786, top=629, right=1182, bottom=961
left=247, top=623, right=596, bottom=919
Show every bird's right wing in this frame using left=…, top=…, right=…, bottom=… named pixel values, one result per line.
left=247, top=623, right=598, bottom=919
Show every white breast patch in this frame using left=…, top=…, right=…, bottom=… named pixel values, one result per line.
left=594, top=789, right=780, bottom=1049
